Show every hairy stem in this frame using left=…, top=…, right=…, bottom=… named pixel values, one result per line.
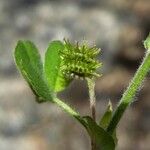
left=87, top=78, right=96, bottom=150
left=107, top=50, right=150, bottom=134
left=54, top=97, right=87, bottom=128
left=87, top=79, right=96, bottom=121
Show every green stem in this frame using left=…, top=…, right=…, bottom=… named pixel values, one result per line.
left=107, top=51, right=150, bottom=134
left=87, top=78, right=96, bottom=150
left=87, top=79, right=96, bottom=121
left=53, top=97, right=87, bottom=128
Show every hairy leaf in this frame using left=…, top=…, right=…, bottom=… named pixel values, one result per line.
left=44, top=41, right=71, bottom=92
left=99, top=101, right=118, bottom=144
left=99, top=101, right=113, bottom=129
left=14, top=40, right=53, bottom=102
left=83, top=116, right=115, bottom=150
left=144, top=33, right=150, bottom=50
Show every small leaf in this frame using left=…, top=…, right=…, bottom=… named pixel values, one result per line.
left=44, top=41, right=71, bottom=92
left=99, top=101, right=113, bottom=129
left=14, top=40, right=53, bottom=102
left=144, top=33, right=150, bottom=50
left=83, top=116, right=115, bottom=150
left=99, top=101, right=118, bottom=144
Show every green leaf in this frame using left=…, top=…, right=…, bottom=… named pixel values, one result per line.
left=144, top=33, right=150, bottom=50
left=83, top=116, right=115, bottom=150
left=44, top=41, right=71, bottom=92
left=14, top=40, right=53, bottom=102
left=99, top=101, right=113, bottom=129
left=99, top=101, right=118, bottom=145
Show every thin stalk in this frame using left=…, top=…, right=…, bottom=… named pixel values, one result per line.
left=54, top=97, right=87, bottom=128
left=87, top=78, right=96, bottom=121
left=87, top=78, right=96, bottom=150
left=107, top=50, right=150, bottom=134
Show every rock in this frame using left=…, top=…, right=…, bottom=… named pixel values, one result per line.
left=133, top=0, right=150, bottom=20
left=118, top=47, right=144, bottom=61
left=119, top=24, right=143, bottom=47
left=0, top=134, right=48, bottom=150
left=96, top=67, right=132, bottom=96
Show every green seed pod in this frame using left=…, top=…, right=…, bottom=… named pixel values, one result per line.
left=60, top=39, right=102, bottom=80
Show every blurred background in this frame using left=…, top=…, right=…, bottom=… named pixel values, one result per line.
left=0, top=0, right=150, bottom=150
